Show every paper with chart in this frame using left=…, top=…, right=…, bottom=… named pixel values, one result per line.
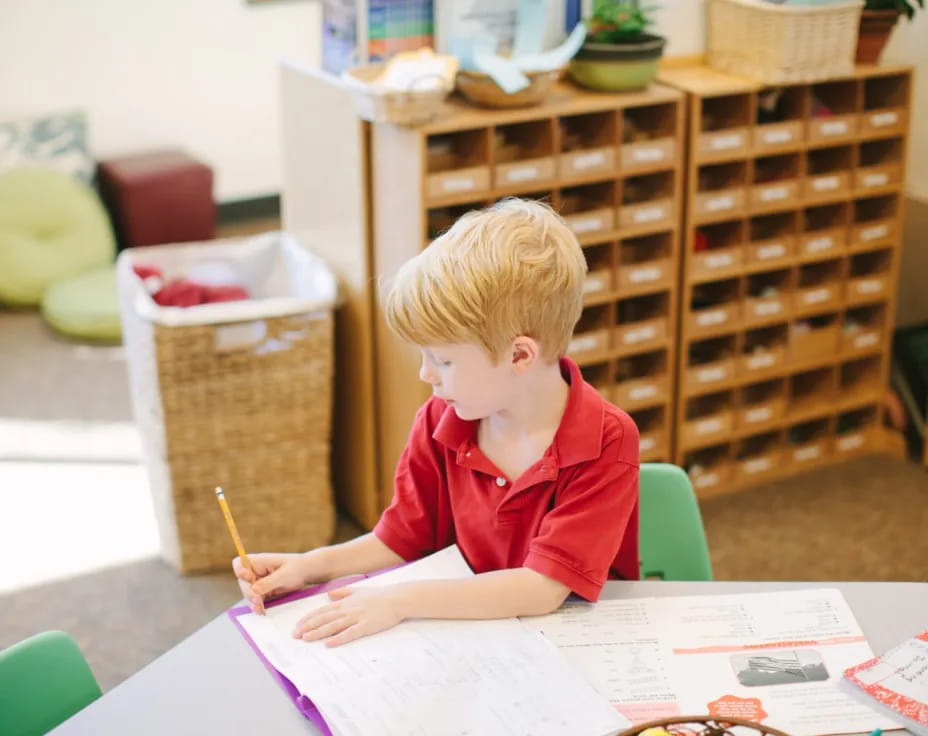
left=525, top=588, right=903, bottom=736
left=237, top=546, right=627, bottom=736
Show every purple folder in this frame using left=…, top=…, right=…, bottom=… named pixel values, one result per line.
left=227, top=566, right=400, bottom=734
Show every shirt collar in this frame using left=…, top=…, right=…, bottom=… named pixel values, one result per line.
left=432, top=356, right=604, bottom=468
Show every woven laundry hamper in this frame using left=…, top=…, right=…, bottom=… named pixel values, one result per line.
left=117, top=232, right=337, bottom=573
left=708, top=0, right=863, bottom=84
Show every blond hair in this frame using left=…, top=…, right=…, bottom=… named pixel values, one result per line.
left=384, top=198, right=587, bottom=362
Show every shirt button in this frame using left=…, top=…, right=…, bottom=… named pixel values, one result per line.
left=495, top=477, right=506, bottom=487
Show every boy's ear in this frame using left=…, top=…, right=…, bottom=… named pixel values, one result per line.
left=510, top=335, right=539, bottom=373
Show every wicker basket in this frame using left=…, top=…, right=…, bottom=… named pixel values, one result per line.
left=455, top=68, right=563, bottom=109
left=344, top=63, right=451, bottom=126
left=708, top=0, right=864, bottom=84
left=619, top=715, right=792, bottom=735
left=117, top=233, right=337, bottom=573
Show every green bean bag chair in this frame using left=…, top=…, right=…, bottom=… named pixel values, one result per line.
left=41, top=264, right=121, bottom=342
left=0, top=167, right=115, bottom=306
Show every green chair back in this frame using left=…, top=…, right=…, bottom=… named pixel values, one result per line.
left=0, top=631, right=102, bottom=736
left=639, top=462, right=713, bottom=581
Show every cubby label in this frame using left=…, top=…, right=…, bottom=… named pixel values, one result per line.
left=743, top=456, right=773, bottom=474
left=505, top=165, right=540, bottom=183
left=696, top=308, right=728, bottom=327
left=862, top=172, right=889, bottom=188
left=568, top=334, right=600, bottom=353
left=838, top=433, right=864, bottom=451
left=442, top=177, right=476, bottom=193
left=820, top=120, right=849, bottom=136
left=583, top=275, right=607, bottom=294
left=855, top=278, right=884, bottom=295
left=756, top=243, right=787, bottom=260
left=753, top=299, right=782, bottom=317
left=812, top=175, right=840, bottom=192
left=860, top=223, right=889, bottom=242
left=760, top=185, right=789, bottom=202
left=633, top=146, right=666, bottom=163
left=695, top=417, right=724, bottom=434
left=870, top=111, right=899, bottom=128
left=629, top=384, right=659, bottom=401
left=634, top=205, right=667, bottom=223
left=706, top=194, right=735, bottom=212
left=639, top=436, right=656, bottom=453
left=745, top=406, right=773, bottom=423
left=697, top=365, right=727, bottom=383
left=794, top=444, right=822, bottom=462
left=569, top=216, right=605, bottom=234
left=705, top=252, right=735, bottom=269
left=746, top=352, right=776, bottom=370
left=762, top=128, right=794, bottom=145
left=624, top=324, right=658, bottom=344
left=853, top=331, right=879, bottom=349
left=803, top=287, right=832, bottom=305
left=806, top=235, right=834, bottom=253
left=710, top=132, right=744, bottom=150
left=628, top=266, right=662, bottom=283
left=572, top=151, right=607, bottom=170
left=692, top=472, right=719, bottom=488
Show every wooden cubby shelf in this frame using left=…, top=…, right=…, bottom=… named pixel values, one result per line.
left=659, top=64, right=911, bottom=498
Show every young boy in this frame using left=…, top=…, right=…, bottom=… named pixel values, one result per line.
left=234, top=198, right=639, bottom=647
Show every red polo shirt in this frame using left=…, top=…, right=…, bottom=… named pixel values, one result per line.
left=373, top=357, right=640, bottom=601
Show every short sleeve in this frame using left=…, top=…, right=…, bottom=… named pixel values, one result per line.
left=524, top=425, right=639, bottom=601
left=373, top=402, right=450, bottom=562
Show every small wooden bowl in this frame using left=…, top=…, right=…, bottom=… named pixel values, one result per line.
left=455, top=68, right=563, bottom=109
left=619, top=715, right=792, bottom=736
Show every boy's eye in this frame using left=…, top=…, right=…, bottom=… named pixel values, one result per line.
left=437, top=360, right=452, bottom=367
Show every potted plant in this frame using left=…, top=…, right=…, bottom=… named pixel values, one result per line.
left=569, top=0, right=666, bottom=93
left=856, top=0, right=924, bottom=64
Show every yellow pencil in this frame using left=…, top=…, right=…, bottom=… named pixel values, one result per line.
left=215, top=486, right=254, bottom=574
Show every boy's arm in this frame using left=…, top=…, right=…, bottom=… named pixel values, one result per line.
left=313, top=532, right=405, bottom=581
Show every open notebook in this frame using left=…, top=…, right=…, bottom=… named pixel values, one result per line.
left=227, top=546, right=627, bottom=736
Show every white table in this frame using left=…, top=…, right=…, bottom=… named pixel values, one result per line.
left=53, top=580, right=928, bottom=735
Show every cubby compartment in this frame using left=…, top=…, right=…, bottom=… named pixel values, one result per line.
left=426, top=130, right=491, bottom=202
left=692, top=220, right=744, bottom=281
left=694, top=161, right=747, bottom=220
left=685, top=444, right=732, bottom=496
left=746, top=212, right=796, bottom=269
left=615, top=292, right=669, bottom=355
left=809, top=81, right=859, bottom=143
left=614, top=350, right=670, bottom=410
left=632, top=406, right=669, bottom=461
left=735, top=431, right=783, bottom=483
left=800, top=203, right=848, bottom=260
left=842, top=303, right=887, bottom=357
left=580, top=361, right=613, bottom=402
left=804, top=145, right=853, bottom=201
left=582, top=242, right=615, bottom=302
left=493, top=120, right=555, bottom=190
left=750, top=152, right=801, bottom=210
left=789, top=366, right=836, bottom=420
left=839, top=354, right=883, bottom=403
left=621, top=103, right=677, bottom=172
left=790, top=313, right=840, bottom=368
left=795, top=258, right=843, bottom=316
left=739, top=378, right=787, bottom=432
left=617, top=232, right=673, bottom=294
left=786, top=418, right=833, bottom=469
left=426, top=201, right=485, bottom=242
left=846, top=248, right=892, bottom=306
left=835, top=405, right=879, bottom=455
left=745, top=268, right=792, bottom=327
left=856, top=137, right=903, bottom=192
left=741, top=324, right=788, bottom=379
left=682, top=390, right=734, bottom=448
left=619, top=171, right=675, bottom=231
left=861, top=74, right=910, bottom=137
left=689, top=278, right=741, bottom=337
left=754, top=86, right=806, bottom=152
left=560, top=181, right=616, bottom=239
left=558, top=111, right=618, bottom=180
left=851, top=195, right=899, bottom=251
left=686, top=335, right=737, bottom=395
left=567, top=303, right=613, bottom=362
left=696, top=94, right=751, bottom=160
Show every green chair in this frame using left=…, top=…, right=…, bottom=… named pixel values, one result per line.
left=0, top=631, right=102, bottom=736
left=639, top=462, right=713, bottom=581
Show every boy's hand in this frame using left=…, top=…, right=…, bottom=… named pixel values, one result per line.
left=233, top=553, right=313, bottom=614
left=293, top=586, right=405, bottom=647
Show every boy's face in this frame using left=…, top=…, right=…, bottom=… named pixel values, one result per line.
left=417, top=343, right=515, bottom=421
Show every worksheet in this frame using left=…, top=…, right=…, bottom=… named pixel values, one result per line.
left=237, top=546, right=628, bottom=736
left=524, top=588, right=904, bottom=736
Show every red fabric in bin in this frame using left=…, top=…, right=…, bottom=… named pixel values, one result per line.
left=98, top=150, right=215, bottom=248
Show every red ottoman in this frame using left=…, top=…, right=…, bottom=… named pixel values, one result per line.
left=98, top=150, right=215, bottom=248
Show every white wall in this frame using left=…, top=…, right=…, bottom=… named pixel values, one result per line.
left=0, top=0, right=321, bottom=202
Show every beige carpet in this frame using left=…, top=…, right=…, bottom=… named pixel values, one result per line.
left=0, top=309, right=926, bottom=693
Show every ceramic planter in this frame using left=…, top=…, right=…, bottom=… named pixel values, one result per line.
left=569, top=34, right=666, bottom=92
